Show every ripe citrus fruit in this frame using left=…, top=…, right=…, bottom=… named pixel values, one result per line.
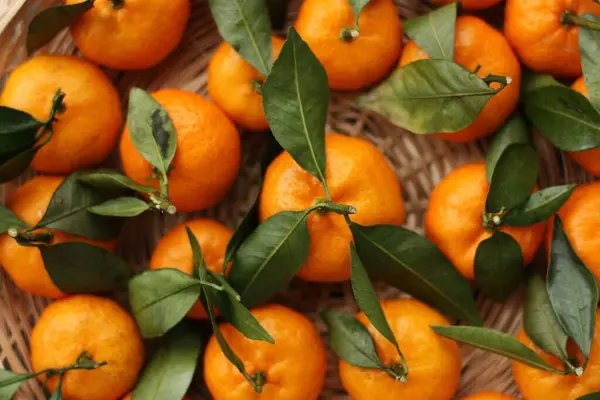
left=425, top=162, right=545, bottom=280
left=430, top=0, right=503, bottom=9
left=31, top=295, right=144, bottom=400
left=339, top=299, right=461, bottom=400
left=504, top=0, right=600, bottom=77
left=149, top=217, right=233, bottom=319
left=295, top=0, right=402, bottom=90
left=0, top=54, right=122, bottom=174
left=260, top=132, right=405, bottom=282
left=513, top=317, right=600, bottom=399
left=122, top=395, right=190, bottom=400
left=462, top=392, right=518, bottom=400
left=399, top=16, right=521, bottom=142
left=120, top=89, right=241, bottom=212
left=0, top=176, right=115, bottom=298
left=203, top=304, right=327, bottom=400
left=67, top=0, right=190, bottom=70
left=208, top=36, right=284, bottom=131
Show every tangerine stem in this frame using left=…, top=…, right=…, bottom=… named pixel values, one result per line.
left=251, top=78, right=264, bottom=95
left=110, top=0, right=124, bottom=9
left=251, top=371, right=267, bottom=392
left=562, top=10, right=600, bottom=31
left=483, top=74, right=512, bottom=93
left=339, top=27, right=359, bottom=42
left=8, top=228, right=53, bottom=246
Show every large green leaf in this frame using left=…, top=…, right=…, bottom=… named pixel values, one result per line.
left=0, top=147, right=38, bottom=184
left=0, top=205, right=27, bottom=234
left=78, top=170, right=155, bottom=193
left=580, top=14, right=600, bottom=113
left=403, top=3, right=456, bottom=60
left=88, top=197, right=150, bottom=217
left=485, top=114, right=531, bottom=183
left=503, top=185, right=576, bottom=227
left=0, top=107, right=42, bottom=155
left=358, top=59, right=505, bottom=134
left=350, top=223, right=482, bottom=326
left=0, top=369, right=33, bottom=400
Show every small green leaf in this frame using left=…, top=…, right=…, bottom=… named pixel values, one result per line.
left=127, top=88, right=177, bottom=176
left=503, top=185, right=576, bottom=226
left=547, top=216, right=599, bottom=364
left=580, top=14, right=600, bottom=113
left=430, top=325, right=564, bottom=373
left=348, top=0, right=370, bottom=29
left=524, top=85, right=600, bottom=151
left=485, top=114, right=531, bottom=183
left=129, top=269, right=202, bottom=338
left=0, top=205, right=27, bottom=234
left=358, top=59, right=506, bottom=134
left=27, top=0, right=94, bottom=54
left=229, top=210, right=311, bottom=308
left=41, top=242, right=133, bottom=293
left=321, top=309, right=385, bottom=369
left=78, top=170, right=155, bottom=193
left=88, top=197, right=150, bottom=217
left=186, top=226, right=204, bottom=280
left=486, top=144, right=539, bottom=213
left=403, top=3, right=457, bottom=60
left=0, top=369, right=34, bottom=400
left=474, top=232, right=524, bottom=301
left=208, top=0, right=273, bottom=75
left=0, top=107, right=42, bottom=155
left=0, top=147, right=37, bottom=184
left=131, top=323, right=202, bottom=400
left=524, top=274, right=569, bottom=361
left=350, top=223, right=482, bottom=326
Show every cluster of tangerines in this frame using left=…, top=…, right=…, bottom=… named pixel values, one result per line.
left=0, top=0, right=600, bottom=399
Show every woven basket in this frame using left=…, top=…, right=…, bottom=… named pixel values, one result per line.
left=0, top=0, right=592, bottom=399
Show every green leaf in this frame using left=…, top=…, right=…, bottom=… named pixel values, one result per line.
left=229, top=210, right=311, bottom=308
left=131, top=323, right=202, bottom=400
left=474, top=232, right=524, bottom=301
left=26, top=0, right=94, bottom=54
left=522, top=72, right=561, bottom=95
left=0, top=107, right=42, bottom=154
left=41, top=242, right=133, bottom=293
left=263, top=27, right=329, bottom=189
left=403, top=3, right=457, bottom=60
left=485, top=114, right=531, bottom=183
left=0, top=369, right=33, bottom=400
left=208, top=0, right=273, bottom=75
left=87, top=197, right=150, bottom=217
left=503, top=185, right=576, bottom=227
left=578, top=393, right=600, bottom=400
left=129, top=269, right=202, bottom=338
left=524, top=85, right=600, bottom=151
left=78, top=170, right=155, bottom=193
left=524, top=274, right=569, bottom=361
left=350, top=223, right=482, bottom=326
left=486, top=144, right=539, bottom=213
left=547, top=216, right=599, bottom=363
left=0, top=147, right=37, bottom=184
left=321, top=309, right=384, bottom=369
left=0, top=205, right=27, bottom=234
left=186, top=226, right=205, bottom=280
left=431, top=325, right=564, bottom=373
left=348, top=0, right=370, bottom=29
left=127, top=88, right=177, bottom=176
left=358, top=59, right=505, bottom=134
left=48, top=381, right=63, bottom=400
left=580, top=14, right=600, bottom=113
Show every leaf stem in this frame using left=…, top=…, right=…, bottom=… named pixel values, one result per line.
left=8, top=228, right=53, bottom=246
left=562, top=10, right=600, bottom=31
left=313, top=199, right=356, bottom=216
left=149, top=193, right=176, bottom=215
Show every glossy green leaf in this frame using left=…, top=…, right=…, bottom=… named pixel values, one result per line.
left=547, top=216, right=599, bottom=363
left=27, top=0, right=94, bottom=54
left=580, top=14, right=600, bottom=113
left=350, top=223, right=482, bottom=326
left=0, top=107, right=42, bottom=154
left=485, top=114, right=531, bottom=183
left=132, top=323, right=202, bottom=400
left=524, top=274, right=569, bottom=361
left=127, top=88, right=177, bottom=176
left=88, top=197, right=150, bottom=217
left=431, top=325, right=564, bottom=373
left=78, top=170, right=155, bottom=193
left=486, top=144, right=539, bottom=213
left=503, top=185, right=576, bottom=226
left=403, top=3, right=456, bottom=60
left=358, top=59, right=506, bottom=134
left=41, top=242, right=133, bottom=293
left=525, top=85, right=600, bottom=151
left=0, top=147, right=37, bottom=183
left=129, top=268, right=202, bottom=338
left=263, top=27, right=329, bottom=189
left=348, top=0, right=370, bottom=29
left=229, top=210, right=311, bottom=308
left=474, top=232, right=524, bottom=301
left=0, top=205, right=27, bottom=234
left=0, top=369, right=33, bottom=400
left=208, top=0, right=273, bottom=75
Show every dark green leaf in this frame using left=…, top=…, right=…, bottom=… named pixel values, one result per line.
left=0, top=369, right=33, bottom=400
left=0, top=205, right=27, bottom=234
left=87, top=197, right=150, bottom=217
left=27, top=0, right=94, bottom=54
left=524, top=274, right=569, bottom=361
left=186, top=226, right=205, bottom=280
left=403, top=3, right=456, bottom=60
left=348, top=0, right=370, bottom=29
left=41, top=242, right=133, bottom=293
left=129, top=269, right=202, bottom=338
left=132, top=323, right=202, bottom=400
left=431, top=325, right=564, bottom=373
left=266, top=0, right=288, bottom=30
left=524, top=85, right=600, bottom=151
left=580, top=14, right=600, bottom=113
left=350, top=223, right=482, bottom=326
left=263, top=27, right=329, bottom=188
left=547, top=216, right=599, bottom=363
left=358, top=59, right=504, bottom=134
left=0, top=107, right=42, bottom=154
left=503, top=185, right=576, bottom=226
left=127, top=88, right=177, bottom=176
left=229, top=210, right=311, bottom=308
left=485, top=114, right=531, bottom=183
left=0, top=147, right=37, bottom=183
left=474, top=232, right=524, bottom=301
left=208, top=0, right=273, bottom=75
left=78, top=170, right=155, bottom=193
left=486, top=144, right=539, bottom=213
left=578, top=393, right=600, bottom=400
